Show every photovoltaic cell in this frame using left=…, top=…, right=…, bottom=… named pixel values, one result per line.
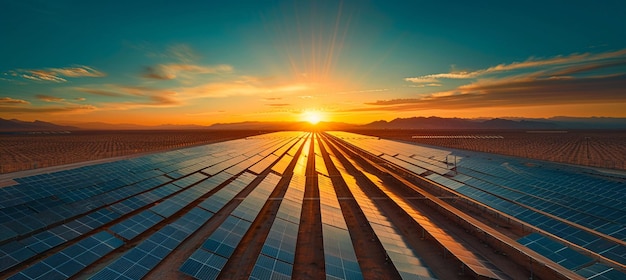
left=110, top=210, right=164, bottom=240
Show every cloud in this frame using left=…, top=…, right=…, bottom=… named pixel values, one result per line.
left=49, top=66, right=105, bottom=77
left=405, top=49, right=626, bottom=83
left=22, top=70, right=67, bottom=82
left=0, top=97, right=30, bottom=105
left=408, top=83, right=442, bottom=88
left=382, top=48, right=626, bottom=112
left=263, top=97, right=282, bottom=101
left=36, top=94, right=65, bottom=102
left=179, top=80, right=310, bottom=99
left=167, top=44, right=200, bottom=63
left=338, top=88, right=390, bottom=94
left=266, top=103, right=290, bottom=107
left=76, top=88, right=125, bottom=97
left=142, top=63, right=233, bottom=80
left=74, top=84, right=181, bottom=110
left=368, top=73, right=626, bottom=110
left=6, top=65, right=105, bottom=83
left=75, top=97, right=86, bottom=101
left=0, top=105, right=96, bottom=114
left=550, top=59, right=626, bottom=76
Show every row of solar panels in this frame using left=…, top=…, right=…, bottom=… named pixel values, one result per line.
left=1, top=132, right=308, bottom=278
left=328, top=131, right=625, bottom=278
left=518, top=233, right=624, bottom=280
left=249, top=139, right=309, bottom=280
left=321, top=135, right=506, bottom=280
left=321, top=139, right=438, bottom=280
left=315, top=136, right=363, bottom=280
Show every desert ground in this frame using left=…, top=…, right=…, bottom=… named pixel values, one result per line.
left=2, top=129, right=625, bottom=175
left=351, top=129, right=626, bottom=171
left=0, top=130, right=272, bottom=174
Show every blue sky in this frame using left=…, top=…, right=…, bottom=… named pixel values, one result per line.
left=1, top=0, right=625, bottom=125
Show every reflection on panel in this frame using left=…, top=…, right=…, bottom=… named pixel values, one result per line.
left=317, top=143, right=363, bottom=280
left=250, top=173, right=306, bottom=280
left=326, top=145, right=436, bottom=280
left=180, top=174, right=281, bottom=279
left=328, top=131, right=626, bottom=274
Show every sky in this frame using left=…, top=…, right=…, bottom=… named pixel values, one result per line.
left=1, top=0, right=625, bottom=126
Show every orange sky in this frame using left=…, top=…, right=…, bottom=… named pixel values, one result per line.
left=2, top=1, right=626, bottom=126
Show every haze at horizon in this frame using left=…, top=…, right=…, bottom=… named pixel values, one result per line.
left=1, top=0, right=626, bottom=126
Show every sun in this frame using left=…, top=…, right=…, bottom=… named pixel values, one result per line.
left=303, top=111, right=323, bottom=125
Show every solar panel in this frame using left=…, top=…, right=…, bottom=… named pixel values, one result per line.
left=518, top=233, right=594, bottom=270
left=179, top=173, right=282, bottom=279
left=110, top=210, right=164, bottom=240
left=7, top=231, right=123, bottom=279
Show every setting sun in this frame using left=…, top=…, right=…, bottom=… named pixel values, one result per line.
left=303, top=111, right=323, bottom=125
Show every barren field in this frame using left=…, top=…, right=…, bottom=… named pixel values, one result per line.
left=351, top=129, right=626, bottom=171
left=0, top=130, right=272, bottom=174
left=3, top=129, right=625, bottom=175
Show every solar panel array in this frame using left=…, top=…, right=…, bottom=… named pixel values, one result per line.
left=1, top=132, right=306, bottom=278
left=328, top=131, right=626, bottom=279
left=2, top=130, right=623, bottom=279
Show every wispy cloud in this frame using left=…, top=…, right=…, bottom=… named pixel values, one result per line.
left=338, top=88, right=390, bottom=94
left=0, top=97, right=30, bottom=105
left=408, top=83, right=442, bottom=88
left=266, top=103, right=290, bottom=107
left=21, top=70, right=67, bottom=82
left=76, top=87, right=125, bottom=97
left=36, top=94, right=65, bottom=103
left=1, top=95, right=95, bottom=114
left=49, top=66, right=105, bottom=77
left=178, top=80, right=310, bottom=98
left=76, top=84, right=180, bottom=110
left=166, top=44, right=200, bottom=63
left=369, top=74, right=626, bottom=110
left=142, top=63, right=233, bottom=80
left=404, top=49, right=626, bottom=83
left=0, top=105, right=96, bottom=114
left=6, top=65, right=105, bottom=83
left=370, top=49, right=626, bottom=111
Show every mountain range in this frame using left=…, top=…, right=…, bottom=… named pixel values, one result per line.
left=2, top=117, right=626, bottom=132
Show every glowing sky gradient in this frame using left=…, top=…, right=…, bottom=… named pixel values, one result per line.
left=1, top=0, right=626, bottom=125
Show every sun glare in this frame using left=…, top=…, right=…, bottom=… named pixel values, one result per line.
left=303, top=111, right=322, bottom=125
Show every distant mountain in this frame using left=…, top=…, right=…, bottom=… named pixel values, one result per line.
left=358, top=116, right=626, bottom=130
left=360, top=117, right=559, bottom=130
left=0, top=118, right=78, bottom=132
